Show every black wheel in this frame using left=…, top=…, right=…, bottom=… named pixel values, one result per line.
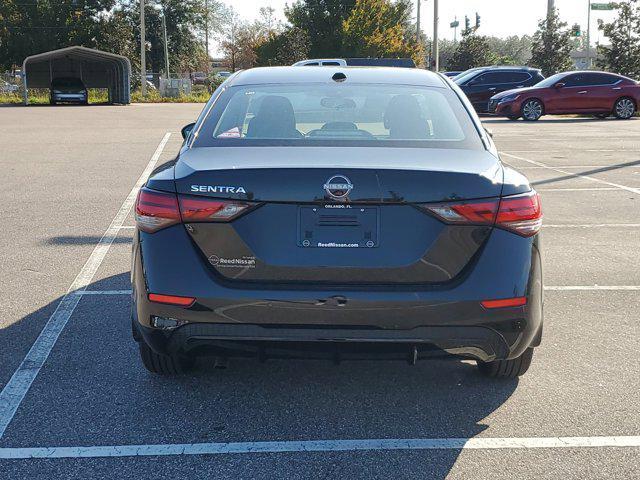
left=507, top=115, right=520, bottom=121
left=614, top=97, right=636, bottom=119
left=521, top=99, right=543, bottom=121
left=594, top=113, right=609, bottom=119
left=138, top=341, right=194, bottom=375
left=477, top=348, right=534, bottom=379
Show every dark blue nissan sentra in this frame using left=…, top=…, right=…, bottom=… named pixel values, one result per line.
left=132, top=66, right=543, bottom=378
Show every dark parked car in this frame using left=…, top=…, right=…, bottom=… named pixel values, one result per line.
left=489, top=71, right=640, bottom=121
left=455, top=67, right=544, bottom=113
left=49, top=77, right=88, bottom=105
left=191, top=72, right=208, bottom=85
left=132, top=67, right=543, bottom=378
left=443, top=71, right=463, bottom=78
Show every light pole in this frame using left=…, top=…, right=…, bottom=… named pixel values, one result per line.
left=416, top=0, right=421, bottom=43
left=547, top=0, right=555, bottom=18
left=433, top=0, right=439, bottom=71
left=140, top=0, right=146, bottom=96
left=162, top=11, right=170, bottom=79
left=586, top=0, right=592, bottom=69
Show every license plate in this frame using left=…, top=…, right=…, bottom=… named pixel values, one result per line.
left=298, top=205, right=379, bottom=248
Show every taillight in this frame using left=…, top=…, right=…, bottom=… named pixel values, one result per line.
left=423, top=199, right=499, bottom=225
left=495, top=191, right=542, bottom=237
left=420, top=191, right=542, bottom=237
left=135, top=188, right=255, bottom=233
left=178, top=195, right=252, bottom=222
left=135, top=188, right=180, bottom=233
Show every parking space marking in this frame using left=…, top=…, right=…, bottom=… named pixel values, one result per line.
left=545, top=286, right=640, bottom=291
left=1, top=436, right=639, bottom=459
left=0, top=133, right=172, bottom=441
left=537, top=187, right=620, bottom=192
left=544, top=224, right=640, bottom=228
left=501, top=152, right=640, bottom=195
left=73, top=290, right=132, bottom=296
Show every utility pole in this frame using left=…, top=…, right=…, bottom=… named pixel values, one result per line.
left=162, top=12, right=170, bottom=79
left=416, top=0, right=421, bottom=44
left=586, top=0, right=592, bottom=69
left=433, top=0, right=439, bottom=71
left=140, top=0, right=146, bottom=96
left=547, top=0, right=555, bottom=18
left=205, top=0, right=209, bottom=71
left=453, top=16, right=458, bottom=43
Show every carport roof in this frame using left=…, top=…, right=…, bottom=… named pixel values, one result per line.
left=22, top=46, right=131, bottom=69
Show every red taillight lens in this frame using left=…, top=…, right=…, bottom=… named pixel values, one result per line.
left=178, top=195, right=252, bottom=222
left=481, top=297, right=527, bottom=309
left=421, top=191, right=542, bottom=237
left=148, top=293, right=195, bottom=307
left=422, top=199, right=499, bottom=225
left=136, top=188, right=255, bottom=233
left=496, top=191, right=542, bottom=237
left=135, top=188, right=180, bottom=233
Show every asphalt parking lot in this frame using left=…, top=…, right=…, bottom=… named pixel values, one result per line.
left=0, top=105, right=639, bottom=479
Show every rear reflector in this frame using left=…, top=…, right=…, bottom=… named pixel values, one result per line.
left=481, top=297, right=527, bottom=309
left=148, top=293, right=195, bottom=307
left=421, top=190, right=542, bottom=237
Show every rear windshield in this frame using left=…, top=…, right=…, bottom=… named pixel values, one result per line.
left=193, top=84, right=483, bottom=150
left=52, top=78, right=83, bottom=88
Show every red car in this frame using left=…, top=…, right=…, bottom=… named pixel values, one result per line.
left=489, top=71, right=639, bottom=121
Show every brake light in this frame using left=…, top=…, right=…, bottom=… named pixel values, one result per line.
left=496, top=191, right=542, bottom=237
left=148, top=293, right=195, bottom=307
left=481, top=297, right=527, bottom=309
left=135, top=188, right=180, bottom=233
left=179, top=195, right=252, bottom=222
left=421, top=191, right=542, bottom=237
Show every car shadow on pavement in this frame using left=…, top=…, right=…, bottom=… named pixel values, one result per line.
left=481, top=117, right=634, bottom=124
left=531, top=158, right=640, bottom=187
left=42, top=235, right=133, bottom=246
left=0, top=272, right=518, bottom=478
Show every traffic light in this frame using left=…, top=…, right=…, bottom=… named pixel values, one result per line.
left=475, top=12, right=481, bottom=29
left=571, top=24, right=581, bottom=37
left=465, top=16, right=470, bottom=31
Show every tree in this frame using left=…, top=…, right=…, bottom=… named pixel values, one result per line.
left=255, top=27, right=311, bottom=66
left=285, top=0, right=355, bottom=57
left=448, top=32, right=497, bottom=70
left=342, top=0, right=423, bottom=64
left=597, top=0, right=640, bottom=78
left=486, top=35, right=533, bottom=66
left=528, top=8, right=573, bottom=76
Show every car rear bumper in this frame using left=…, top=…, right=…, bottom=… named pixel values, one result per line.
left=52, top=93, right=87, bottom=102
left=132, top=226, right=543, bottom=362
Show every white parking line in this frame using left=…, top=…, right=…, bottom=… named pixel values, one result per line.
left=0, top=133, right=172, bottom=440
left=516, top=166, right=610, bottom=169
left=73, top=290, right=133, bottom=295
left=1, top=435, right=639, bottom=459
left=537, top=187, right=620, bottom=192
left=544, top=224, right=640, bottom=228
left=545, top=286, right=640, bottom=291
left=501, top=152, right=640, bottom=195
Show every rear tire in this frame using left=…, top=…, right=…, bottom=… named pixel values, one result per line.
left=138, top=341, right=194, bottom=375
left=477, top=348, right=534, bottom=379
left=614, top=97, right=636, bottom=119
left=521, top=99, right=543, bottom=121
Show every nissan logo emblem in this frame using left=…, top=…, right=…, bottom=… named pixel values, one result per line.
left=323, top=175, right=353, bottom=199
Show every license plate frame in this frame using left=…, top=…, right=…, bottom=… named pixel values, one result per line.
left=298, top=205, right=379, bottom=249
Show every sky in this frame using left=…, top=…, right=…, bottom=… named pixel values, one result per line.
left=217, top=0, right=619, bottom=52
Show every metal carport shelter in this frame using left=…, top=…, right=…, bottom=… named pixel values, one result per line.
left=22, top=46, right=131, bottom=105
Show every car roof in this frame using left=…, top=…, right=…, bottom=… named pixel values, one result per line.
left=227, top=66, right=447, bottom=88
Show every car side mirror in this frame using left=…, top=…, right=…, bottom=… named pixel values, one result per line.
left=181, top=122, right=196, bottom=140
left=554, top=82, right=565, bottom=89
